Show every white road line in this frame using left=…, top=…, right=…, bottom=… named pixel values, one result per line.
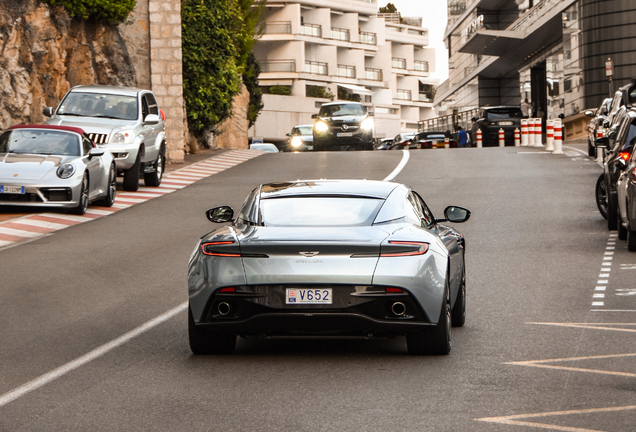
left=562, top=145, right=589, bottom=157
left=592, top=233, right=616, bottom=308
left=0, top=303, right=187, bottom=409
left=383, top=150, right=410, bottom=182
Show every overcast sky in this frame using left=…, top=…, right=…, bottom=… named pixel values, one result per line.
left=379, top=0, right=449, bottom=81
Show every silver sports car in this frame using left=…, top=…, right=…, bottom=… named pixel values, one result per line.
left=187, top=180, right=470, bottom=355
left=0, top=125, right=116, bottom=215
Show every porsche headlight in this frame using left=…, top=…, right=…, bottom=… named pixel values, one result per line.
left=314, top=121, right=329, bottom=133
left=57, top=163, right=76, bottom=179
left=110, top=130, right=134, bottom=144
left=291, top=137, right=303, bottom=148
left=360, top=118, right=374, bottom=131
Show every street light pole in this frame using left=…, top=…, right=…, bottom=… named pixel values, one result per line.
left=606, top=57, right=613, bottom=97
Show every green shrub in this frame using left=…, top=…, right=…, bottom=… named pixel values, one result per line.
left=269, top=86, right=291, bottom=95
left=44, top=0, right=136, bottom=24
left=306, top=85, right=334, bottom=100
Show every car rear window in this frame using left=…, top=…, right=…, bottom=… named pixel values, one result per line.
left=486, top=109, right=522, bottom=120
left=260, top=196, right=383, bottom=227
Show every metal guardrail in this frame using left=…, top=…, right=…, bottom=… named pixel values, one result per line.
left=359, top=31, right=377, bottom=45
left=305, top=60, right=328, bottom=75
left=365, top=68, right=383, bottom=81
left=301, top=23, right=322, bottom=37
left=337, top=65, right=356, bottom=79
left=260, top=60, right=296, bottom=72
left=418, top=108, right=480, bottom=132
left=392, top=57, right=406, bottom=69
left=263, top=21, right=291, bottom=34
left=414, top=61, right=429, bottom=72
left=331, top=27, right=350, bottom=42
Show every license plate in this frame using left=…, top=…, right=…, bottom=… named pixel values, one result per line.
left=498, top=121, right=513, bottom=125
left=286, top=288, right=332, bottom=304
left=0, top=185, right=25, bottom=194
left=306, top=146, right=314, bottom=150
left=337, top=132, right=353, bottom=137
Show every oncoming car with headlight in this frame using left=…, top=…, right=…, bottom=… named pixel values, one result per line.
left=44, top=85, right=166, bottom=192
left=285, top=125, right=314, bottom=151
left=0, top=125, right=116, bottom=215
left=312, top=102, right=375, bottom=150
left=187, top=180, right=470, bottom=355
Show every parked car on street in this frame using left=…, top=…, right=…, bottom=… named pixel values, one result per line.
left=312, top=102, right=374, bottom=151
left=0, top=125, right=116, bottom=215
left=44, top=85, right=166, bottom=192
left=617, top=143, right=636, bottom=250
left=375, top=138, right=393, bottom=150
left=249, top=143, right=279, bottom=153
left=285, top=125, right=314, bottom=151
left=595, top=108, right=636, bottom=228
left=187, top=179, right=470, bottom=355
left=411, top=132, right=457, bottom=149
left=391, top=132, right=416, bottom=149
left=585, top=97, right=611, bottom=157
left=470, top=106, right=523, bottom=146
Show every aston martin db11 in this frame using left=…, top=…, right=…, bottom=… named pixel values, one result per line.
left=187, top=180, right=470, bottom=355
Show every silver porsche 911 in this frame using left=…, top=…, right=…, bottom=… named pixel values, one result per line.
left=0, top=125, right=116, bottom=215
left=188, top=180, right=470, bottom=355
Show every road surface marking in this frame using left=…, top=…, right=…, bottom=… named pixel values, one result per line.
left=383, top=150, right=410, bottom=182
left=477, top=405, right=636, bottom=431
left=506, top=352, right=636, bottom=378
left=0, top=302, right=187, bottom=409
left=528, top=322, right=636, bottom=333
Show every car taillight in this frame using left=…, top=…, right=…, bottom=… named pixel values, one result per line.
left=219, top=287, right=236, bottom=293
left=385, top=287, right=403, bottom=293
left=381, top=241, right=429, bottom=257
left=202, top=241, right=241, bottom=257
left=619, top=151, right=630, bottom=161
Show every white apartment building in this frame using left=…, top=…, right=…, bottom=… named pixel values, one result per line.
left=250, top=0, right=437, bottom=143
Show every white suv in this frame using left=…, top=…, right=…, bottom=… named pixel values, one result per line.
left=44, top=85, right=166, bottom=191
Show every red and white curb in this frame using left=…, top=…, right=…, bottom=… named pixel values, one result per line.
left=0, top=149, right=263, bottom=249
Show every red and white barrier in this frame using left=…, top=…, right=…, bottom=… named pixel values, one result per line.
left=476, top=128, right=482, bottom=148
left=546, top=119, right=554, bottom=151
left=528, top=118, right=535, bottom=146
left=498, top=128, right=505, bottom=147
left=514, top=128, right=520, bottom=147
left=533, top=117, right=543, bottom=147
left=521, top=119, right=529, bottom=146
left=553, top=119, right=563, bottom=154
left=444, top=137, right=450, bottom=149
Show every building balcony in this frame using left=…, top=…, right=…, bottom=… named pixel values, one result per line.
left=260, top=59, right=296, bottom=72
left=419, top=92, right=434, bottom=103
left=365, top=68, right=383, bottom=81
left=392, top=57, right=407, bottom=70
left=359, top=31, right=377, bottom=45
left=337, top=64, right=356, bottom=79
left=305, top=60, right=328, bottom=76
left=331, top=27, right=351, bottom=42
left=263, top=21, right=292, bottom=34
left=301, top=23, right=322, bottom=38
left=396, top=89, right=412, bottom=101
left=414, top=61, right=429, bottom=72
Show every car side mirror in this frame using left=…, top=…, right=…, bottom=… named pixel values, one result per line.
left=608, top=129, right=618, bottom=140
left=617, top=157, right=627, bottom=170
left=436, top=206, right=471, bottom=223
left=144, top=114, right=160, bottom=125
left=43, top=107, right=53, bottom=117
left=206, top=206, right=234, bottom=223
left=311, top=114, right=318, bottom=119
left=596, top=137, right=609, bottom=148
left=88, top=148, right=105, bottom=159
left=584, top=110, right=594, bottom=117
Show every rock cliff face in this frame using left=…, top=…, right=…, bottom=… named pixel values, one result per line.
left=0, top=0, right=136, bottom=130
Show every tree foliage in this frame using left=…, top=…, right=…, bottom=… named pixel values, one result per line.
left=182, top=0, right=264, bottom=136
left=378, top=3, right=398, bottom=13
left=44, top=0, right=136, bottom=24
left=243, top=52, right=264, bottom=128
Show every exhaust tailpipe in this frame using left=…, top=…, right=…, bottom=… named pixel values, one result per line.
left=391, top=302, right=406, bottom=317
left=218, top=302, right=232, bottom=316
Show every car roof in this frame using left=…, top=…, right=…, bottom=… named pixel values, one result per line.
left=320, top=102, right=363, bottom=107
left=7, top=124, right=86, bottom=135
left=259, top=180, right=400, bottom=199
left=69, top=85, right=143, bottom=97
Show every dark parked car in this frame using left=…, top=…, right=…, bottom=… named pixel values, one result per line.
left=375, top=138, right=393, bottom=150
left=411, top=132, right=457, bottom=149
left=470, top=106, right=523, bottom=147
left=312, top=102, right=374, bottom=151
left=391, top=132, right=416, bottom=149
left=595, top=108, right=636, bottom=229
left=285, top=125, right=314, bottom=152
left=585, top=97, right=611, bottom=157
left=617, top=142, right=636, bottom=250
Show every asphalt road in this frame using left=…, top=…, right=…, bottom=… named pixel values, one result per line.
left=1, top=145, right=635, bottom=431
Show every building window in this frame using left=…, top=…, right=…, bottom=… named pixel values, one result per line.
left=414, top=61, right=429, bottom=72
left=392, top=57, right=407, bottom=69
left=365, top=68, right=383, bottom=81
left=337, top=65, right=356, bottom=79
left=263, top=21, right=291, bottom=34
left=331, top=27, right=351, bottom=42
left=260, top=60, right=296, bottom=72
left=305, top=61, right=328, bottom=75
left=301, top=23, right=322, bottom=37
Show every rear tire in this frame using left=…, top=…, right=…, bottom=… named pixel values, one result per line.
left=595, top=174, right=608, bottom=220
left=588, top=139, right=596, bottom=157
left=123, top=152, right=141, bottom=192
left=188, top=306, right=236, bottom=355
left=618, top=211, right=628, bottom=240
left=607, top=201, right=618, bottom=230
left=407, top=278, right=451, bottom=355
left=144, top=146, right=165, bottom=187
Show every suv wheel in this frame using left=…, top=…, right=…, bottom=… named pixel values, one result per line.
left=123, top=152, right=141, bottom=192
left=144, top=146, right=165, bottom=187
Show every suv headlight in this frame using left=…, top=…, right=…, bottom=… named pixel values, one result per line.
left=291, top=137, right=303, bottom=148
left=314, top=121, right=328, bottom=133
left=360, top=118, right=374, bottom=131
left=57, top=163, right=76, bottom=179
left=110, top=130, right=134, bottom=144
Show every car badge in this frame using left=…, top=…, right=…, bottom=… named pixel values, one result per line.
left=299, top=251, right=320, bottom=257
left=341, top=124, right=348, bottom=131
